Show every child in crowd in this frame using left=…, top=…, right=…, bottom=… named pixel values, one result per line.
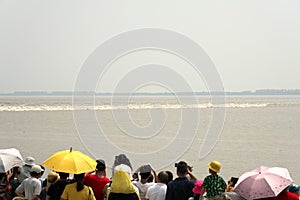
left=200, top=161, right=227, bottom=200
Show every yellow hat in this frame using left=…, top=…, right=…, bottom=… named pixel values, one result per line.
left=208, top=161, right=221, bottom=173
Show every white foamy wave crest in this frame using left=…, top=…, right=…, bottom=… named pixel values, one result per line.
left=0, top=103, right=271, bottom=112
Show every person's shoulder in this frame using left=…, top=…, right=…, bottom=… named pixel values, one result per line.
left=287, top=191, right=299, bottom=199
left=100, top=176, right=110, bottom=182
left=147, top=183, right=156, bottom=191
left=188, top=179, right=195, bottom=185
left=85, top=173, right=95, bottom=179
left=101, top=176, right=110, bottom=181
left=66, top=182, right=76, bottom=188
left=146, top=182, right=155, bottom=186
left=204, top=174, right=212, bottom=179
left=157, top=183, right=167, bottom=189
left=132, top=180, right=143, bottom=187
left=132, top=180, right=138, bottom=185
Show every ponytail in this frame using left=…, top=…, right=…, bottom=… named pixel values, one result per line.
left=74, top=173, right=85, bottom=192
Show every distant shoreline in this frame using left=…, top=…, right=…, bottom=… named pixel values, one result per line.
left=1, top=89, right=300, bottom=96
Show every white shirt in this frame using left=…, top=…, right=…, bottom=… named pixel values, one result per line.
left=16, top=177, right=41, bottom=200
left=145, top=183, right=167, bottom=200
left=132, top=181, right=155, bottom=200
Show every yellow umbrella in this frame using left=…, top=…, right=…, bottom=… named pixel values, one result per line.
left=43, top=148, right=97, bottom=174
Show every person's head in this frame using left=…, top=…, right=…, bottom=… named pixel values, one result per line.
left=138, top=164, right=152, bottom=181
left=289, top=184, right=300, bottom=196
left=74, top=173, right=85, bottom=192
left=47, top=171, right=60, bottom=183
left=24, top=156, right=35, bottom=167
left=110, top=167, right=136, bottom=195
left=166, top=171, right=173, bottom=184
left=47, top=172, right=60, bottom=189
left=176, top=161, right=188, bottom=177
left=213, top=193, right=231, bottom=200
left=112, top=154, right=133, bottom=175
left=208, top=161, right=221, bottom=174
left=12, top=166, right=21, bottom=176
left=113, top=164, right=132, bottom=177
left=30, top=165, right=42, bottom=178
left=57, top=172, right=69, bottom=179
left=132, top=172, right=139, bottom=181
left=140, top=172, right=151, bottom=180
left=96, top=159, right=106, bottom=172
left=157, top=171, right=168, bottom=184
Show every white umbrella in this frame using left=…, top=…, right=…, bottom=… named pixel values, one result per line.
left=0, top=148, right=24, bottom=173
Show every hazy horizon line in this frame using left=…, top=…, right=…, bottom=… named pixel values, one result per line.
left=1, top=89, right=300, bottom=96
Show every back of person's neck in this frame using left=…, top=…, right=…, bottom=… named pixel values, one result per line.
left=177, top=174, right=187, bottom=178
left=96, top=171, right=105, bottom=177
left=141, top=179, right=148, bottom=184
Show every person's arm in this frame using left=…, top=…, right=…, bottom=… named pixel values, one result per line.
left=199, top=187, right=205, bottom=200
left=187, top=169, right=197, bottom=180
left=32, top=194, right=39, bottom=200
left=102, top=183, right=110, bottom=198
left=15, top=189, right=25, bottom=198
left=151, top=168, right=157, bottom=183
left=200, top=178, right=207, bottom=200
left=15, top=182, right=25, bottom=198
left=225, top=180, right=233, bottom=192
left=6, top=169, right=12, bottom=182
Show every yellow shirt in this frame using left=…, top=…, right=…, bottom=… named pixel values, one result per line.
left=61, top=182, right=96, bottom=200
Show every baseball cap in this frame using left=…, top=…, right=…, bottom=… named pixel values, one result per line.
left=30, top=165, right=42, bottom=173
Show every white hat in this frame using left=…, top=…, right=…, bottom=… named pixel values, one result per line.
left=114, top=164, right=132, bottom=175
left=25, top=156, right=35, bottom=166
left=30, top=165, right=42, bottom=173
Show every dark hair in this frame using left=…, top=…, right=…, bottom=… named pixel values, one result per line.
left=74, top=173, right=85, bottom=192
left=30, top=171, right=40, bottom=177
left=140, top=172, right=151, bottom=180
left=10, top=167, right=20, bottom=181
left=96, top=159, right=106, bottom=171
left=58, top=172, right=69, bottom=179
left=158, top=171, right=169, bottom=184
left=166, top=171, right=173, bottom=184
left=177, top=161, right=188, bottom=175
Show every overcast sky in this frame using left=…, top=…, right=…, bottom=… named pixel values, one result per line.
left=0, top=0, right=300, bottom=93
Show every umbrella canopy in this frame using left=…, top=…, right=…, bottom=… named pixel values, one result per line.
left=234, top=166, right=293, bottom=200
left=43, top=148, right=97, bottom=174
left=0, top=148, right=24, bottom=173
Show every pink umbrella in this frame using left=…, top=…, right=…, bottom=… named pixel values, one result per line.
left=234, top=166, right=293, bottom=200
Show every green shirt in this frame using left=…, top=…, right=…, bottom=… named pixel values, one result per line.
left=202, top=173, right=227, bottom=198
